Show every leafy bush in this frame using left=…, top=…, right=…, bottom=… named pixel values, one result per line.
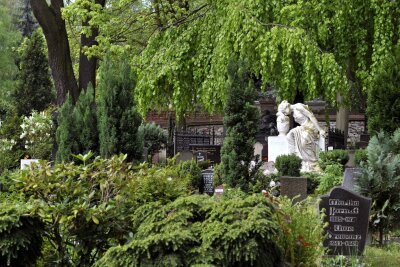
left=355, top=129, right=400, bottom=245
left=301, top=172, right=321, bottom=195
left=12, top=153, right=192, bottom=265
left=0, top=112, right=23, bottom=172
left=138, top=123, right=167, bottom=162
left=316, top=164, right=343, bottom=194
left=275, top=154, right=302, bottom=177
left=274, top=196, right=325, bottom=266
left=354, top=149, right=367, bottom=167
left=94, top=193, right=283, bottom=267
left=318, top=149, right=349, bottom=171
left=0, top=193, right=44, bottom=266
left=178, top=160, right=203, bottom=192
left=20, top=109, right=54, bottom=159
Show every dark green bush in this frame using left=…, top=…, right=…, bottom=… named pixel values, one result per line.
left=301, top=172, right=320, bottom=194
left=316, top=164, right=343, bottom=194
left=354, top=149, right=367, bottom=167
left=94, top=193, right=283, bottom=267
left=275, top=154, right=302, bottom=177
left=138, top=123, right=167, bottom=162
left=318, top=149, right=349, bottom=171
left=0, top=193, right=44, bottom=266
left=178, top=160, right=203, bottom=192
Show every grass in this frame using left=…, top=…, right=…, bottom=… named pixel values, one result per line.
left=364, top=243, right=400, bottom=267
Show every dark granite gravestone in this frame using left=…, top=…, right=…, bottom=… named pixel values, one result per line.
left=201, top=169, right=214, bottom=195
left=342, top=168, right=363, bottom=191
left=189, top=144, right=221, bottom=165
left=194, top=151, right=207, bottom=162
left=319, top=187, right=371, bottom=256
left=280, top=176, right=307, bottom=202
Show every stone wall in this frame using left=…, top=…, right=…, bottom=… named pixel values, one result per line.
left=318, top=121, right=366, bottom=148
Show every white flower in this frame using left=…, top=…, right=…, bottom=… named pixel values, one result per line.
left=269, top=180, right=276, bottom=187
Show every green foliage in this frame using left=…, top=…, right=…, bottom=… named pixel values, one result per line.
left=364, top=243, right=400, bottom=267
left=94, top=193, right=283, bottom=267
left=0, top=192, right=44, bottom=266
left=0, top=112, right=23, bottom=173
left=13, top=30, right=54, bottom=116
left=11, top=153, right=192, bottom=265
left=355, top=129, right=400, bottom=244
left=367, top=45, right=400, bottom=135
left=55, top=96, right=78, bottom=162
left=73, top=84, right=98, bottom=155
left=301, top=172, right=321, bottom=195
left=274, top=196, right=325, bottom=267
left=56, top=86, right=98, bottom=162
left=318, top=150, right=349, bottom=171
left=219, top=59, right=260, bottom=191
left=138, top=122, right=167, bottom=161
left=316, top=164, right=344, bottom=194
left=354, top=149, right=367, bottom=167
left=97, top=56, right=143, bottom=161
left=0, top=0, right=21, bottom=116
left=178, top=160, right=203, bottom=192
left=275, top=154, right=302, bottom=177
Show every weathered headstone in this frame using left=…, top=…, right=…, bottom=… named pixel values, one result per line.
left=189, top=144, right=221, bottom=165
left=319, top=187, right=371, bottom=256
left=342, top=168, right=362, bottom=191
left=194, top=151, right=207, bottom=162
left=176, top=151, right=194, bottom=163
left=201, top=169, right=214, bottom=195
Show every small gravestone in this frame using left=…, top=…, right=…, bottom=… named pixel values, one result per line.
left=21, top=159, right=39, bottom=170
left=342, top=168, right=362, bottom=191
left=319, top=187, right=371, bottom=256
left=280, top=176, right=307, bottom=202
left=194, top=151, right=207, bottom=162
left=215, top=184, right=224, bottom=197
left=189, top=144, right=221, bottom=165
left=201, top=169, right=214, bottom=195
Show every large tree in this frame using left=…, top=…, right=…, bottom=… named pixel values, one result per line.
left=30, top=0, right=105, bottom=105
left=134, top=0, right=400, bottom=127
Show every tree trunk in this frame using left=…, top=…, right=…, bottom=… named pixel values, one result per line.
left=78, top=0, right=106, bottom=93
left=31, top=0, right=79, bottom=105
left=336, top=92, right=349, bottom=145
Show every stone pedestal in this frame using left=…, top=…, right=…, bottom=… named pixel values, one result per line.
left=21, top=159, right=39, bottom=170
left=267, top=136, right=289, bottom=162
left=280, top=176, right=307, bottom=202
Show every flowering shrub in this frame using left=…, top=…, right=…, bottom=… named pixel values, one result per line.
left=20, top=110, right=54, bottom=159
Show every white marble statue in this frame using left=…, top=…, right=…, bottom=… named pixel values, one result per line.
left=285, top=102, right=325, bottom=171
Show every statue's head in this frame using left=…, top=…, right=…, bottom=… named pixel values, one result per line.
left=278, top=100, right=291, bottom=116
left=293, top=106, right=308, bottom=125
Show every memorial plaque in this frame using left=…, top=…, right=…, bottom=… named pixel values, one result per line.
left=201, top=169, right=214, bottom=195
left=342, top=168, right=363, bottom=191
left=319, top=187, right=371, bottom=255
left=194, top=151, right=207, bottom=162
left=189, top=144, right=221, bottom=165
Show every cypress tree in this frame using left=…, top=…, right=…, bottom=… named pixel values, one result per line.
left=14, top=30, right=54, bottom=116
left=97, top=57, right=143, bottom=161
left=220, top=59, right=260, bottom=191
left=56, top=96, right=77, bottom=162
left=74, top=84, right=98, bottom=155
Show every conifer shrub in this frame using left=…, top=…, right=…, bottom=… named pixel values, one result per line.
left=219, top=59, right=260, bottom=192
left=97, top=56, right=142, bottom=161
left=94, top=193, right=284, bottom=267
left=275, top=154, right=302, bottom=177
left=14, top=30, right=54, bottom=116
left=0, top=112, right=24, bottom=172
left=55, top=96, right=77, bottom=162
left=177, top=160, right=202, bottom=192
left=318, top=149, right=349, bottom=171
left=355, top=129, right=400, bottom=244
left=0, top=192, right=44, bottom=266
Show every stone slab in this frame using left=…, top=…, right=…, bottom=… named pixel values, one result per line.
left=280, top=176, right=307, bottom=202
left=201, top=169, right=214, bottom=195
left=319, top=186, right=371, bottom=256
